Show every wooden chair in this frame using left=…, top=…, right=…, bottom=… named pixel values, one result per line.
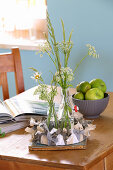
left=0, top=48, right=25, bottom=100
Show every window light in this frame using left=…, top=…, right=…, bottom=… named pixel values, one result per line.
left=0, top=0, right=47, bottom=50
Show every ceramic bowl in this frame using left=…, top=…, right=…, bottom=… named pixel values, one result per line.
left=72, top=93, right=109, bottom=119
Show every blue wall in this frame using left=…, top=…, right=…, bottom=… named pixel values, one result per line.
left=0, top=0, right=113, bottom=99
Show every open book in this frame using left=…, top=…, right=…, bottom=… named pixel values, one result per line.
left=0, top=121, right=30, bottom=134
left=0, top=86, right=59, bottom=133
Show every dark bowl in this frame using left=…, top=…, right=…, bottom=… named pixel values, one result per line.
left=72, top=93, right=109, bottom=119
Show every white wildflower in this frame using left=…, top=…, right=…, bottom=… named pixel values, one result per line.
left=31, top=72, right=41, bottom=81
left=86, top=44, right=99, bottom=58
left=55, top=67, right=74, bottom=83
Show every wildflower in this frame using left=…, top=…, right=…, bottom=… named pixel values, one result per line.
left=55, top=67, right=74, bottom=84
left=86, top=44, right=99, bottom=58
left=31, top=72, right=41, bottom=81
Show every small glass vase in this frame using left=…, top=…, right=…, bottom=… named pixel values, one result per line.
left=47, top=102, right=58, bottom=129
left=58, top=88, right=71, bottom=129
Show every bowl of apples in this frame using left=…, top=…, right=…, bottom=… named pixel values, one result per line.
left=72, top=79, right=109, bottom=119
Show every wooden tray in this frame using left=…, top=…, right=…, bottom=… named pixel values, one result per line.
left=29, top=138, right=87, bottom=151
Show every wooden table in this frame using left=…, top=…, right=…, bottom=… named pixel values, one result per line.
left=0, top=90, right=113, bottom=170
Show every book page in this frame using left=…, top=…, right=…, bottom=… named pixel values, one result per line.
left=0, top=101, right=13, bottom=123
left=4, top=86, right=59, bottom=120
left=0, top=102, right=10, bottom=114
left=4, top=86, right=41, bottom=117
left=0, top=121, right=29, bottom=134
left=4, top=86, right=54, bottom=119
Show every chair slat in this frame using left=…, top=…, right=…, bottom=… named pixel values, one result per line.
left=0, top=72, right=9, bottom=99
left=0, top=48, right=25, bottom=100
left=0, top=54, right=14, bottom=72
left=12, top=48, right=25, bottom=94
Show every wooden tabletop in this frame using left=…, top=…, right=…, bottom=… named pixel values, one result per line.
left=0, top=90, right=113, bottom=170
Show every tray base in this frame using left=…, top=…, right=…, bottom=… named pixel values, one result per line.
left=29, top=139, right=87, bottom=151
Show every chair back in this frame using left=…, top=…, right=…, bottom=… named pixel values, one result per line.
left=0, top=48, right=25, bottom=100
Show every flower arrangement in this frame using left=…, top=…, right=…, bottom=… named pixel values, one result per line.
left=27, top=13, right=98, bottom=147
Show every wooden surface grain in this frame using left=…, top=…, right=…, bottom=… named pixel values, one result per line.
left=0, top=90, right=113, bottom=170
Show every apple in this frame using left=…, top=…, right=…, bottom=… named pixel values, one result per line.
left=85, top=88, right=104, bottom=100
left=89, top=79, right=107, bottom=93
left=76, top=81, right=91, bottom=93
left=76, top=84, right=81, bottom=92
left=74, top=92, right=84, bottom=100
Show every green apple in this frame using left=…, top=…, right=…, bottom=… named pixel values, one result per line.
left=77, top=81, right=91, bottom=94
left=90, top=78, right=107, bottom=93
left=85, top=88, right=104, bottom=100
left=76, top=84, right=81, bottom=92
left=74, top=92, right=84, bottom=100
